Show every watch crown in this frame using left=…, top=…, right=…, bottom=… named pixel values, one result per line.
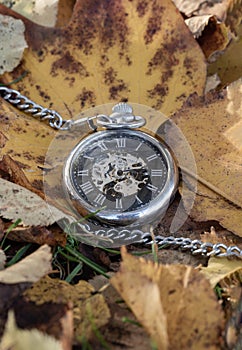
left=112, top=102, right=133, bottom=115
left=96, top=102, right=146, bottom=129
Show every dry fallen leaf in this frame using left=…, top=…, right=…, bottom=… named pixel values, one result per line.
left=111, top=247, right=223, bottom=350
left=0, top=13, right=28, bottom=74
left=0, top=178, right=68, bottom=226
left=185, top=14, right=213, bottom=38
left=200, top=226, right=236, bottom=247
left=24, top=276, right=110, bottom=342
left=201, top=257, right=242, bottom=288
left=114, top=261, right=169, bottom=350
left=173, top=0, right=235, bottom=21
left=169, top=78, right=242, bottom=237
left=7, top=225, right=67, bottom=247
left=207, top=5, right=242, bottom=85
left=0, top=310, right=63, bottom=350
left=0, top=0, right=206, bottom=114
left=191, top=16, right=230, bottom=60
left=0, top=0, right=59, bottom=27
left=0, top=244, right=51, bottom=283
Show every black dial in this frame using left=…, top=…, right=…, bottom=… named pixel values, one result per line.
left=64, top=129, right=177, bottom=226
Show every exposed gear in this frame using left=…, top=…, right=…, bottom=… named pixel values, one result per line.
left=92, top=152, right=149, bottom=197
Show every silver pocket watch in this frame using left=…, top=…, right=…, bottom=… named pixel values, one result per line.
left=63, top=102, right=179, bottom=227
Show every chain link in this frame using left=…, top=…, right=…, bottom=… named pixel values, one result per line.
left=0, top=86, right=68, bottom=130
left=141, top=233, right=242, bottom=258
left=1, top=86, right=242, bottom=258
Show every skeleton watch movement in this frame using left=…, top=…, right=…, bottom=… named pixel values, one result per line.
left=63, top=103, right=179, bottom=226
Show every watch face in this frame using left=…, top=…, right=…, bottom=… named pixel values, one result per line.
left=64, top=130, right=178, bottom=226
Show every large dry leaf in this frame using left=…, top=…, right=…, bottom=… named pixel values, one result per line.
left=0, top=0, right=206, bottom=187
left=111, top=247, right=223, bottom=350
left=0, top=178, right=67, bottom=226
left=0, top=310, right=63, bottom=350
left=0, top=0, right=206, bottom=114
left=0, top=244, right=51, bottom=283
left=201, top=256, right=242, bottom=287
left=169, top=78, right=242, bottom=236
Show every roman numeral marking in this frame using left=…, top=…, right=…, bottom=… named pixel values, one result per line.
left=84, top=155, right=94, bottom=160
left=97, top=141, right=108, bottom=151
left=135, top=142, right=143, bottom=151
left=80, top=181, right=93, bottom=194
left=146, top=183, right=158, bottom=193
left=151, top=169, right=163, bottom=177
left=135, top=195, right=142, bottom=204
left=147, top=154, right=158, bottom=162
left=116, top=138, right=126, bottom=148
left=115, top=198, right=123, bottom=209
left=94, top=193, right=106, bottom=206
left=77, top=169, right=89, bottom=176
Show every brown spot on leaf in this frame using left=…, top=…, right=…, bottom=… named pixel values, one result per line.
left=147, top=83, right=168, bottom=110
left=147, top=45, right=180, bottom=75
left=76, top=88, right=96, bottom=108
left=35, top=85, right=51, bottom=103
left=0, top=113, right=10, bottom=124
left=70, top=0, right=129, bottom=55
left=64, top=76, right=76, bottom=88
left=144, top=3, right=165, bottom=44
left=100, top=54, right=109, bottom=67
left=136, top=0, right=149, bottom=17
left=51, top=51, right=89, bottom=77
left=109, top=82, right=129, bottom=100
left=104, top=67, right=117, bottom=85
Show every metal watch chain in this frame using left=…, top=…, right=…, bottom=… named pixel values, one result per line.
left=0, top=86, right=241, bottom=258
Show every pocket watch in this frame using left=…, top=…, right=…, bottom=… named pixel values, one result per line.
left=63, top=102, right=178, bottom=227
left=1, top=86, right=241, bottom=257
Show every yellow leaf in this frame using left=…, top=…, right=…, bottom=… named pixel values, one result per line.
left=111, top=247, right=223, bottom=350
left=1, top=0, right=206, bottom=115
left=201, top=256, right=242, bottom=287
left=169, top=78, right=242, bottom=236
